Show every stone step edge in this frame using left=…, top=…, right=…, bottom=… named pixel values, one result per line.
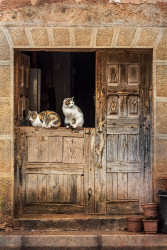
left=0, top=233, right=167, bottom=249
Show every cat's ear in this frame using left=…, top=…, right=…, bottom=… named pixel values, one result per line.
left=71, top=97, right=74, bottom=101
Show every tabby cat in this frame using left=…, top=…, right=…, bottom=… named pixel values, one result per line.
left=27, top=110, right=61, bottom=128
left=62, top=97, right=84, bottom=128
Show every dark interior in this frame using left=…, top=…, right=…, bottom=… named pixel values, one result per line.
left=24, top=51, right=95, bottom=127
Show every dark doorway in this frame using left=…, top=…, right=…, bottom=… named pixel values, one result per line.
left=23, top=51, right=95, bottom=128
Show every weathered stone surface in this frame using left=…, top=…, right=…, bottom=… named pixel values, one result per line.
left=75, top=28, right=92, bottom=46
left=117, top=28, right=136, bottom=46
left=156, top=65, right=167, bottom=97
left=53, top=28, right=70, bottom=46
left=0, top=66, right=11, bottom=97
left=1, top=2, right=166, bottom=27
left=0, top=30, right=10, bottom=60
left=0, top=177, right=12, bottom=218
left=156, top=29, right=167, bottom=60
left=96, top=28, right=114, bottom=46
left=31, top=28, right=49, bottom=46
left=8, top=28, right=29, bottom=46
left=0, top=140, right=11, bottom=174
left=137, top=28, right=159, bottom=46
left=153, top=171, right=167, bottom=201
left=155, top=138, right=167, bottom=172
left=156, top=101, right=167, bottom=134
left=0, top=102, right=11, bottom=135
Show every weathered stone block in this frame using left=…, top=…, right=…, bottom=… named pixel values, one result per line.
left=0, top=177, right=12, bottom=219
left=156, top=101, right=167, bottom=134
left=137, top=28, right=159, bottom=46
left=0, top=66, right=11, bottom=97
left=155, top=138, right=167, bottom=172
left=156, top=65, right=167, bottom=97
left=153, top=171, right=167, bottom=201
left=53, top=28, right=70, bottom=46
left=0, top=30, right=10, bottom=60
left=96, top=28, right=114, bottom=46
left=117, top=28, right=136, bottom=46
left=0, top=140, right=11, bottom=174
left=31, top=28, right=49, bottom=46
left=0, top=102, right=11, bottom=135
left=75, top=28, right=92, bottom=46
left=8, top=28, right=29, bottom=46
left=156, top=29, right=167, bottom=60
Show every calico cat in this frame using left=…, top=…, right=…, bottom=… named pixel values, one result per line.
left=27, top=110, right=61, bottom=128
left=62, top=97, right=84, bottom=128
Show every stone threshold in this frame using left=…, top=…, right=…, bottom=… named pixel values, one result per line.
left=0, top=231, right=167, bottom=249
left=13, top=214, right=133, bottom=231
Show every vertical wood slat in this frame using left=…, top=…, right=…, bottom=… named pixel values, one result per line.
left=84, top=128, right=95, bottom=213
left=95, top=51, right=107, bottom=213
left=128, top=134, right=139, bottom=162
left=128, top=173, right=139, bottom=200
left=107, top=135, right=118, bottom=162
left=38, top=174, right=47, bottom=202
left=48, top=137, right=63, bottom=163
left=26, top=174, right=38, bottom=203
left=118, top=173, right=128, bottom=199
left=117, top=135, right=127, bottom=162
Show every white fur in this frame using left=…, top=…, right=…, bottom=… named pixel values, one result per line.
left=62, top=99, right=84, bottom=128
left=29, top=114, right=43, bottom=127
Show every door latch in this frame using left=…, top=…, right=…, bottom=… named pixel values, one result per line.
left=88, top=188, right=92, bottom=201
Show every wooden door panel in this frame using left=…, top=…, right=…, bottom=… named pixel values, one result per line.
left=97, top=50, right=152, bottom=214
left=15, top=127, right=95, bottom=215
left=63, top=138, right=84, bottom=164
left=48, top=137, right=63, bottom=163
left=26, top=173, right=84, bottom=204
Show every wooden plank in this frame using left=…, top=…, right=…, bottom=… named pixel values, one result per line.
left=107, top=162, right=139, bottom=172
left=107, top=126, right=139, bottom=135
left=17, top=127, right=84, bottom=137
left=48, top=137, right=63, bottom=163
left=67, top=174, right=77, bottom=203
left=107, top=135, right=118, bottom=162
left=128, top=173, right=139, bottom=200
left=118, top=173, right=128, bottom=199
left=117, top=135, right=127, bottom=162
left=107, top=117, right=139, bottom=126
left=27, top=136, right=48, bottom=162
left=47, top=174, right=65, bottom=203
left=38, top=174, right=47, bottom=202
left=95, top=50, right=107, bottom=214
left=26, top=164, right=84, bottom=175
left=127, top=134, right=139, bottom=162
left=106, top=173, right=113, bottom=201
left=84, top=128, right=95, bottom=214
left=63, top=137, right=84, bottom=164
left=26, top=174, right=38, bottom=203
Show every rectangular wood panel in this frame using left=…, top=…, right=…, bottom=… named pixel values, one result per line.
left=48, top=137, right=63, bottom=163
left=63, top=138, right=84, bottom=164
left=118, top=173, right=128, bottom=200
left=28, top=137, right=48, bottom=162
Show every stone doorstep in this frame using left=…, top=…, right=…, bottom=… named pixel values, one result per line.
left=13, top=214, right=130, bottom=231
left=0, top=231, right=167, bottom=249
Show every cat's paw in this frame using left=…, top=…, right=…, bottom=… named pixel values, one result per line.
left=72, top=124, right=77, bottom=129
left=66, top=125, right=70, bottom=128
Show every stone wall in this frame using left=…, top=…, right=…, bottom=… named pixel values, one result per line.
left=0, top=0, right=167, bottom=222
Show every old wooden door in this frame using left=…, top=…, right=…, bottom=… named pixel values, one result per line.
left=95, top=50, right=152, bottom=214
left=15, top=127, right=95, bottom=216
left=14, top=52, right=95, bottom=216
